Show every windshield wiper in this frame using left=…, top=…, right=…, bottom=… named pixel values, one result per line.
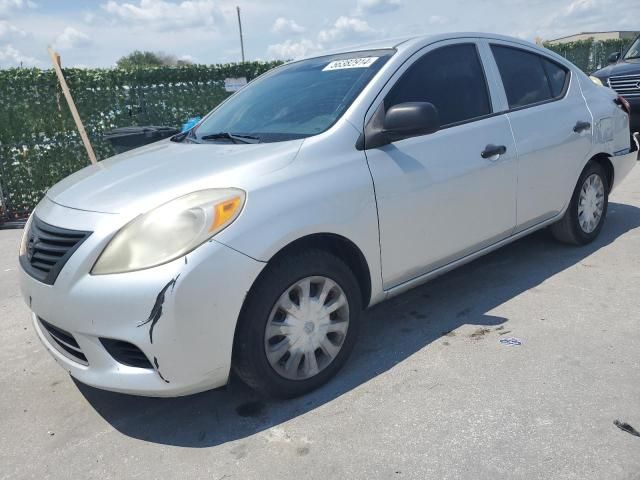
left=624, top=55, right=640, bottom=60
left=170, top=131, right=188, bottom=142
left=199, top=132, right=261, bottom=144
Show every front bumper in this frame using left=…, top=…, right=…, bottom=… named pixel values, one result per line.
left=625, top=96, right=640, bottom=133
left=20, top=198, right=265, bottom=397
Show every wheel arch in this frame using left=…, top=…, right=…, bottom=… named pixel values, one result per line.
left=589, top=152, right=614, bottom=190
left=563, top=153, right=613, bottom=213
left=230, top=232, right=374, bottom=379
left=257, top=233, right=373, bottom=308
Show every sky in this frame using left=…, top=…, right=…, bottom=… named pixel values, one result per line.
left=0, top=0, right=638, bottom=68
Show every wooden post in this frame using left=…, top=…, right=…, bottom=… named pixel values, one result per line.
left=47, top=48, right=97, bottom=165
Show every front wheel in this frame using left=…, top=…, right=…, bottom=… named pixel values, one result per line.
left=550, top=161, right=609, bottom=245
left=232, top=249, right=362, bottom=398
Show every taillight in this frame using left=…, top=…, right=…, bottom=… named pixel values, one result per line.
left=615, top=95, right=631, bottom=116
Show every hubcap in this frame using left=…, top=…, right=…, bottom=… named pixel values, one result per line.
left=264, top=276, right=350, bottom=381
left=578, top=173, right=605, bottom=234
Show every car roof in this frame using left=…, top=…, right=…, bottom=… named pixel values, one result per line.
left=291, top=31, right=580, bottom=73
left=302, top=32, right=540, bottom=59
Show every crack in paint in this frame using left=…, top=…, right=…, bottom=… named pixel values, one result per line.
left=153, top=356, right=170, bottom=383
left=171, top=274, right=180, bottom=293
left=137, top=275, right=179, bottom=344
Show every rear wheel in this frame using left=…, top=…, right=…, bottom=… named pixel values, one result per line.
left=233, top=249, right=362, bottom=398
left=550, top=161, right=609, bottom=245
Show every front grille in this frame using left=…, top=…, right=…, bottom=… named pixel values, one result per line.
left=608, top=74, right=640, bottom=98
left=100, top=338, right=153, bottom=369
left=20, top=216, right=91, bottom=285
left=39, top=318, right=88, bottom=364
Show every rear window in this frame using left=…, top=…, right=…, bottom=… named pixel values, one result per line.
left=542, top=58, right=568, bottom=97
left=491, top=45, right=569, bottom=109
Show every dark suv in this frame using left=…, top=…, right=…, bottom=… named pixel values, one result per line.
left=591, top=34, right=640, bottom=133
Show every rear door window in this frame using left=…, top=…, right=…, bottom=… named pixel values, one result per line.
left=385, top=43, right=492, bottom=127
left=541, top=58, right=569, bottom=97
left=491, top=45, right=569, bottom=109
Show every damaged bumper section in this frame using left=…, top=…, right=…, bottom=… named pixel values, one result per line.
left=610, top=140, right=639, bottom=192
left=20, top=198, right=265, bottom=397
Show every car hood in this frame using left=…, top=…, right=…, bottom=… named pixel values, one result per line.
left=592, top=58, right=640, bottom=78
left=46, top=139, right=304, bottom=215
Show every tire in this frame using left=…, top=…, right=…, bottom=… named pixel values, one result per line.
left=550, top=161, right=609, bottom=245
left=232, top=249, right=362, bottom=398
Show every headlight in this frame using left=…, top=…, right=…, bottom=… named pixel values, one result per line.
left=92, top=188, right=245, bottom=275
left=19, top=214, right=34, bottom=256
left=589, top=76, right=604, bottom=86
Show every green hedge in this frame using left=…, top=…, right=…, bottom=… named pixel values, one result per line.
left=0, top=61, right=281, bottom=217
left=543, top=38, right=634, bottom=73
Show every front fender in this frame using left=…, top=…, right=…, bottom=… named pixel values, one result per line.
left=214, top=123, right=385, bottom=305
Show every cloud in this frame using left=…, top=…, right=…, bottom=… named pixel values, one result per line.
left=317, top=16, right=375, bottom=44
left=565, top=0, right=597, bottom=16
left=541, top=0, right=639, bottom=39
left=268, top=15, right=380, bottom=60
left=102, top=0, right=223, bottom=30
left=428, top=15, right=448, bottom=25
left=271, top=17, right=305, bottom=34
left=0, top=19, right=26, bottom=38
left=267, top=38, right=320, bottom=60
left=53, top=26, right=90, bottom=50
left=355, top=0, right=401, bottom=15
left=83, top=12, right=97, bottom=24
left=0, top=43, right=39, bottom=66
left=267, top=15, right=380, bottom=60
left=0, top=0, right=36, bottom=15
left=178, top=53, right=197, bottom=63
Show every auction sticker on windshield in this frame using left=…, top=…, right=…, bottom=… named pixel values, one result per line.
left=322, top=57, right=379, bottom=71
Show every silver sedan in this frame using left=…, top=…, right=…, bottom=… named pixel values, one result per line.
left=19, top=33, right=638, bottom=398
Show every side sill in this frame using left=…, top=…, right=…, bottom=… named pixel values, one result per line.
left=383, top=213, right=563, bottom=299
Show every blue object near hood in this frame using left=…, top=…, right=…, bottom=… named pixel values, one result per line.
left=181, top=116, right=202, bottom=132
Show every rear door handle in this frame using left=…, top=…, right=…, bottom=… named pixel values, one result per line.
left=481, top=144, right=507, bottom=159
left=573, top=121, right=591, bottom=133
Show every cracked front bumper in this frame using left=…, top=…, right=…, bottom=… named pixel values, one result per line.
left=19, top=198, right=265, bottom=397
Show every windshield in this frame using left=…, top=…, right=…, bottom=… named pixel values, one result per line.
left=193, top=49, right=394, bottom=143
left=624, top=36, right=640, bottom=60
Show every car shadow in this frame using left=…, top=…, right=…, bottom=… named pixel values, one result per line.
left=76, top=202, right=640, bottom=448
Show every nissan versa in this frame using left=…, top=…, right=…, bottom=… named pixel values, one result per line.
left=19, top=33, right=638, bottom=398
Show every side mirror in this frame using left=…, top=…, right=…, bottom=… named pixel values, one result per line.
left=608, top=51, right=621, bottom=64
left=383, top=102, right=440, bottom=141
left=356, top=101, right=441, bottom=150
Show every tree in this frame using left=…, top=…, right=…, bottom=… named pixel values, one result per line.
left=116, top=50, right=192, bottom=69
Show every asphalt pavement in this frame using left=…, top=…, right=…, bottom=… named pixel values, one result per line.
left=1, top=167, right=639, bottom=480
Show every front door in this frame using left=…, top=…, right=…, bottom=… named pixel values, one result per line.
left=364, top=41, right=518, bottom=288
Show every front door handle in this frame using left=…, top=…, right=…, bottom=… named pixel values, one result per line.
left=481, top=144, right=507, bottom=159
left=573, top=121, right=591, bottom=133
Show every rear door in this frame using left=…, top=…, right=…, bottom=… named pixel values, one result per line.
left=364, top=40, right=517, bottom=288
left=487, top=42, right=594, bottom=230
